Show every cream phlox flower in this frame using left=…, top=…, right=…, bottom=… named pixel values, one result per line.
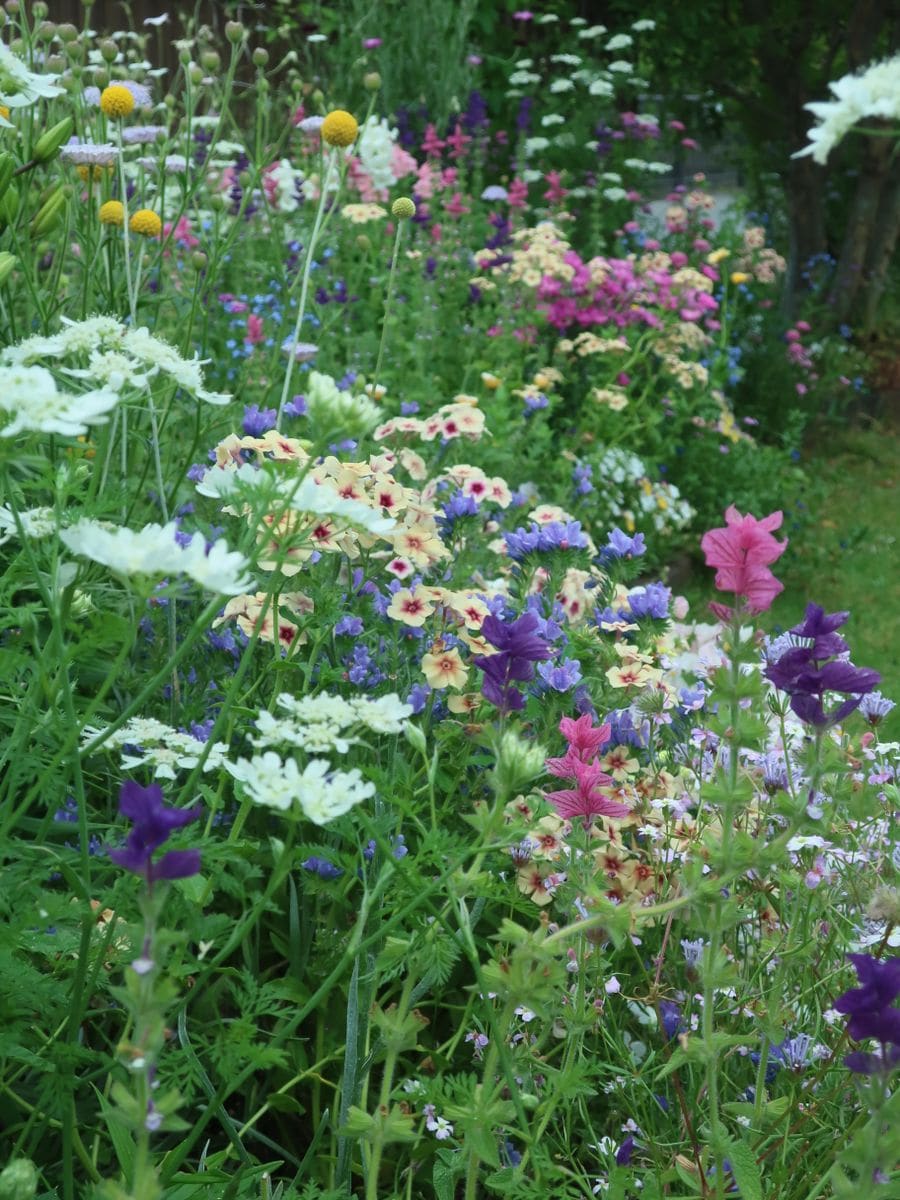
left=60, top=518, right=252, bottom=594
left=0, top=365, right=119, bottom=437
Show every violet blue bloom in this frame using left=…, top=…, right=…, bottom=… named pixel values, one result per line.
left=765, top=604, right=880, bottom=727
left=473, top=611, right=551, bottom=711
left=108, top=781, right=201, bottom=884
left=302, top=856, right=344, bottom=880
left=537, top=657, right=583, bottom=692
left=599, top=527, right=646, bottom=563
left=615, top=1135, right=636, bottom=1166
left=834, top=954, right=900, bottom=1048
left=242, top=403, right=277, bottom=436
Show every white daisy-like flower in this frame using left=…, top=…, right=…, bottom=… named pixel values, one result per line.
left=60, top=519, right=252, bottom=595
left=59, top=141, right=120, bottom=166
left=122, top=125, right=168, bottom=145
left=0, top=365, right=119, bottom=437
left=0, top=42, right=63, bottom=126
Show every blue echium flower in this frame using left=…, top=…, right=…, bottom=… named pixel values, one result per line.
left=242, top=403, right=277, bottom=436
left=504, top=520, right=589, bottom=563
left=108, top=781, right=201, bottom=884
left=765, top=604, right=880, bottom=727
left=437, top=490, right=479, bottom=538
left=834, top=954, right=900, bottom=1075
left=302, top=856, right=344, bottom=880
left=537, top=657, right=583, bottom=692
left=598, top=527, right=646, bottom=564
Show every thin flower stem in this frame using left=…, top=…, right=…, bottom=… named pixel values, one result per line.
left=276, top=147, right=339, bottom=427
left=372, top=217, right=406, bottom=392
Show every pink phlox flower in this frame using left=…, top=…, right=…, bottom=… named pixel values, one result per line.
left=700, top=506, right=787, bottom=616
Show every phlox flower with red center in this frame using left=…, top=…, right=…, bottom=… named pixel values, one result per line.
left=700, top=505, right=787, bottom=618
left=387, top=586, right=435, bottom=627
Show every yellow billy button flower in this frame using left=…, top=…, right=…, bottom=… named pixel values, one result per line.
left=100, top=84, right=135, bottom=119
left=321, top=109, right=358, bottom=148
left=730, top=271, right=751, bottom=285
left=129, top=208, right=162, bottom=238
left=99, top=199, right=125, bottom=226
left=391, top=196, right=416, bottom=220
left=706, top=247, right=730, bottom=265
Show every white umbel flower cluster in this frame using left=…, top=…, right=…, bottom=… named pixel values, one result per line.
left=0, top=364, right=119, bottom=437
left=795, top=54, right=900, bottom=164
left=81, top=715, right=230, bottom=779
left=226, top=752, right=375, bottom=823
left=2, top=316, right=231, bottom=406
left=60, top=519, right=252, bottom=595
left=252, top=691, right=413, bottom=753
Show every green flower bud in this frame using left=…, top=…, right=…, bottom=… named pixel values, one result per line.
left=363, top=71, right=381, bottom=92
left=99, top=38, right=118, bottom=62
left=225, top=20, right=245, bottom=44
left=0, top=251, right=17, bottom=287
left=32, top=115, right=74, bottom=164
left=391, top=196, right=415, bottom=220
left=0, top=1158, right=38, bottom=1200
left=252, top=47, right=269, bottom=67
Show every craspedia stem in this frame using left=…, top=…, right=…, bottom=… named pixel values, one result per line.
left=372, top=196, right=416, bottom=396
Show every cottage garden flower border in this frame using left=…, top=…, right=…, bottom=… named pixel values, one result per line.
left=0, top=8, right=898, bottom=1200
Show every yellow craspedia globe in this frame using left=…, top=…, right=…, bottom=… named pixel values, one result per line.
left=321, top=109, right=358, bottom=148
left=391, top=196, right=416, bottom=220
left=99, top=199, right=125, bottom=226
left=129, top=208, right=162, bottom=237
left=100, top=84, right=135, bottom=118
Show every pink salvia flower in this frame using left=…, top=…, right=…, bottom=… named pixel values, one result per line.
left=543, top=171, right=568, bottom=204
left=421, top=123, right=445, bottom=157
left=559, top=713, right=611, bottom=760
left=445, top=123, right=472, bottom=160
left=544, top=759, right=630, bottom=822
left=245, top=314, right=265, bottom=345
left=700, top=505, right=788, bottom=618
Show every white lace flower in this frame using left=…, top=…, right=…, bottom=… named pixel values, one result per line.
left=298, top=760, right=375, bottom=825
left=352, top=693, right=413, bottom=734
left=795, top=54, right=900, bottom=164
left=0, top=505, right=57, bottom=544
left=61, top=519, right=251, bottom=594
left=0, top=366, right=119, bottom=437
left=226, top=751, right=304, bottom=811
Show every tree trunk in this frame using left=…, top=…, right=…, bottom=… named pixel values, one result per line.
left=827, top=135, right=894, bottom=324
left=861, top=165, right=900, bottom=331
left=783, top=157, right=828, bottom=315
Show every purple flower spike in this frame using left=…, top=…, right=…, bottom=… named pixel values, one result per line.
left=108, top=781, right=201, bottom=884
